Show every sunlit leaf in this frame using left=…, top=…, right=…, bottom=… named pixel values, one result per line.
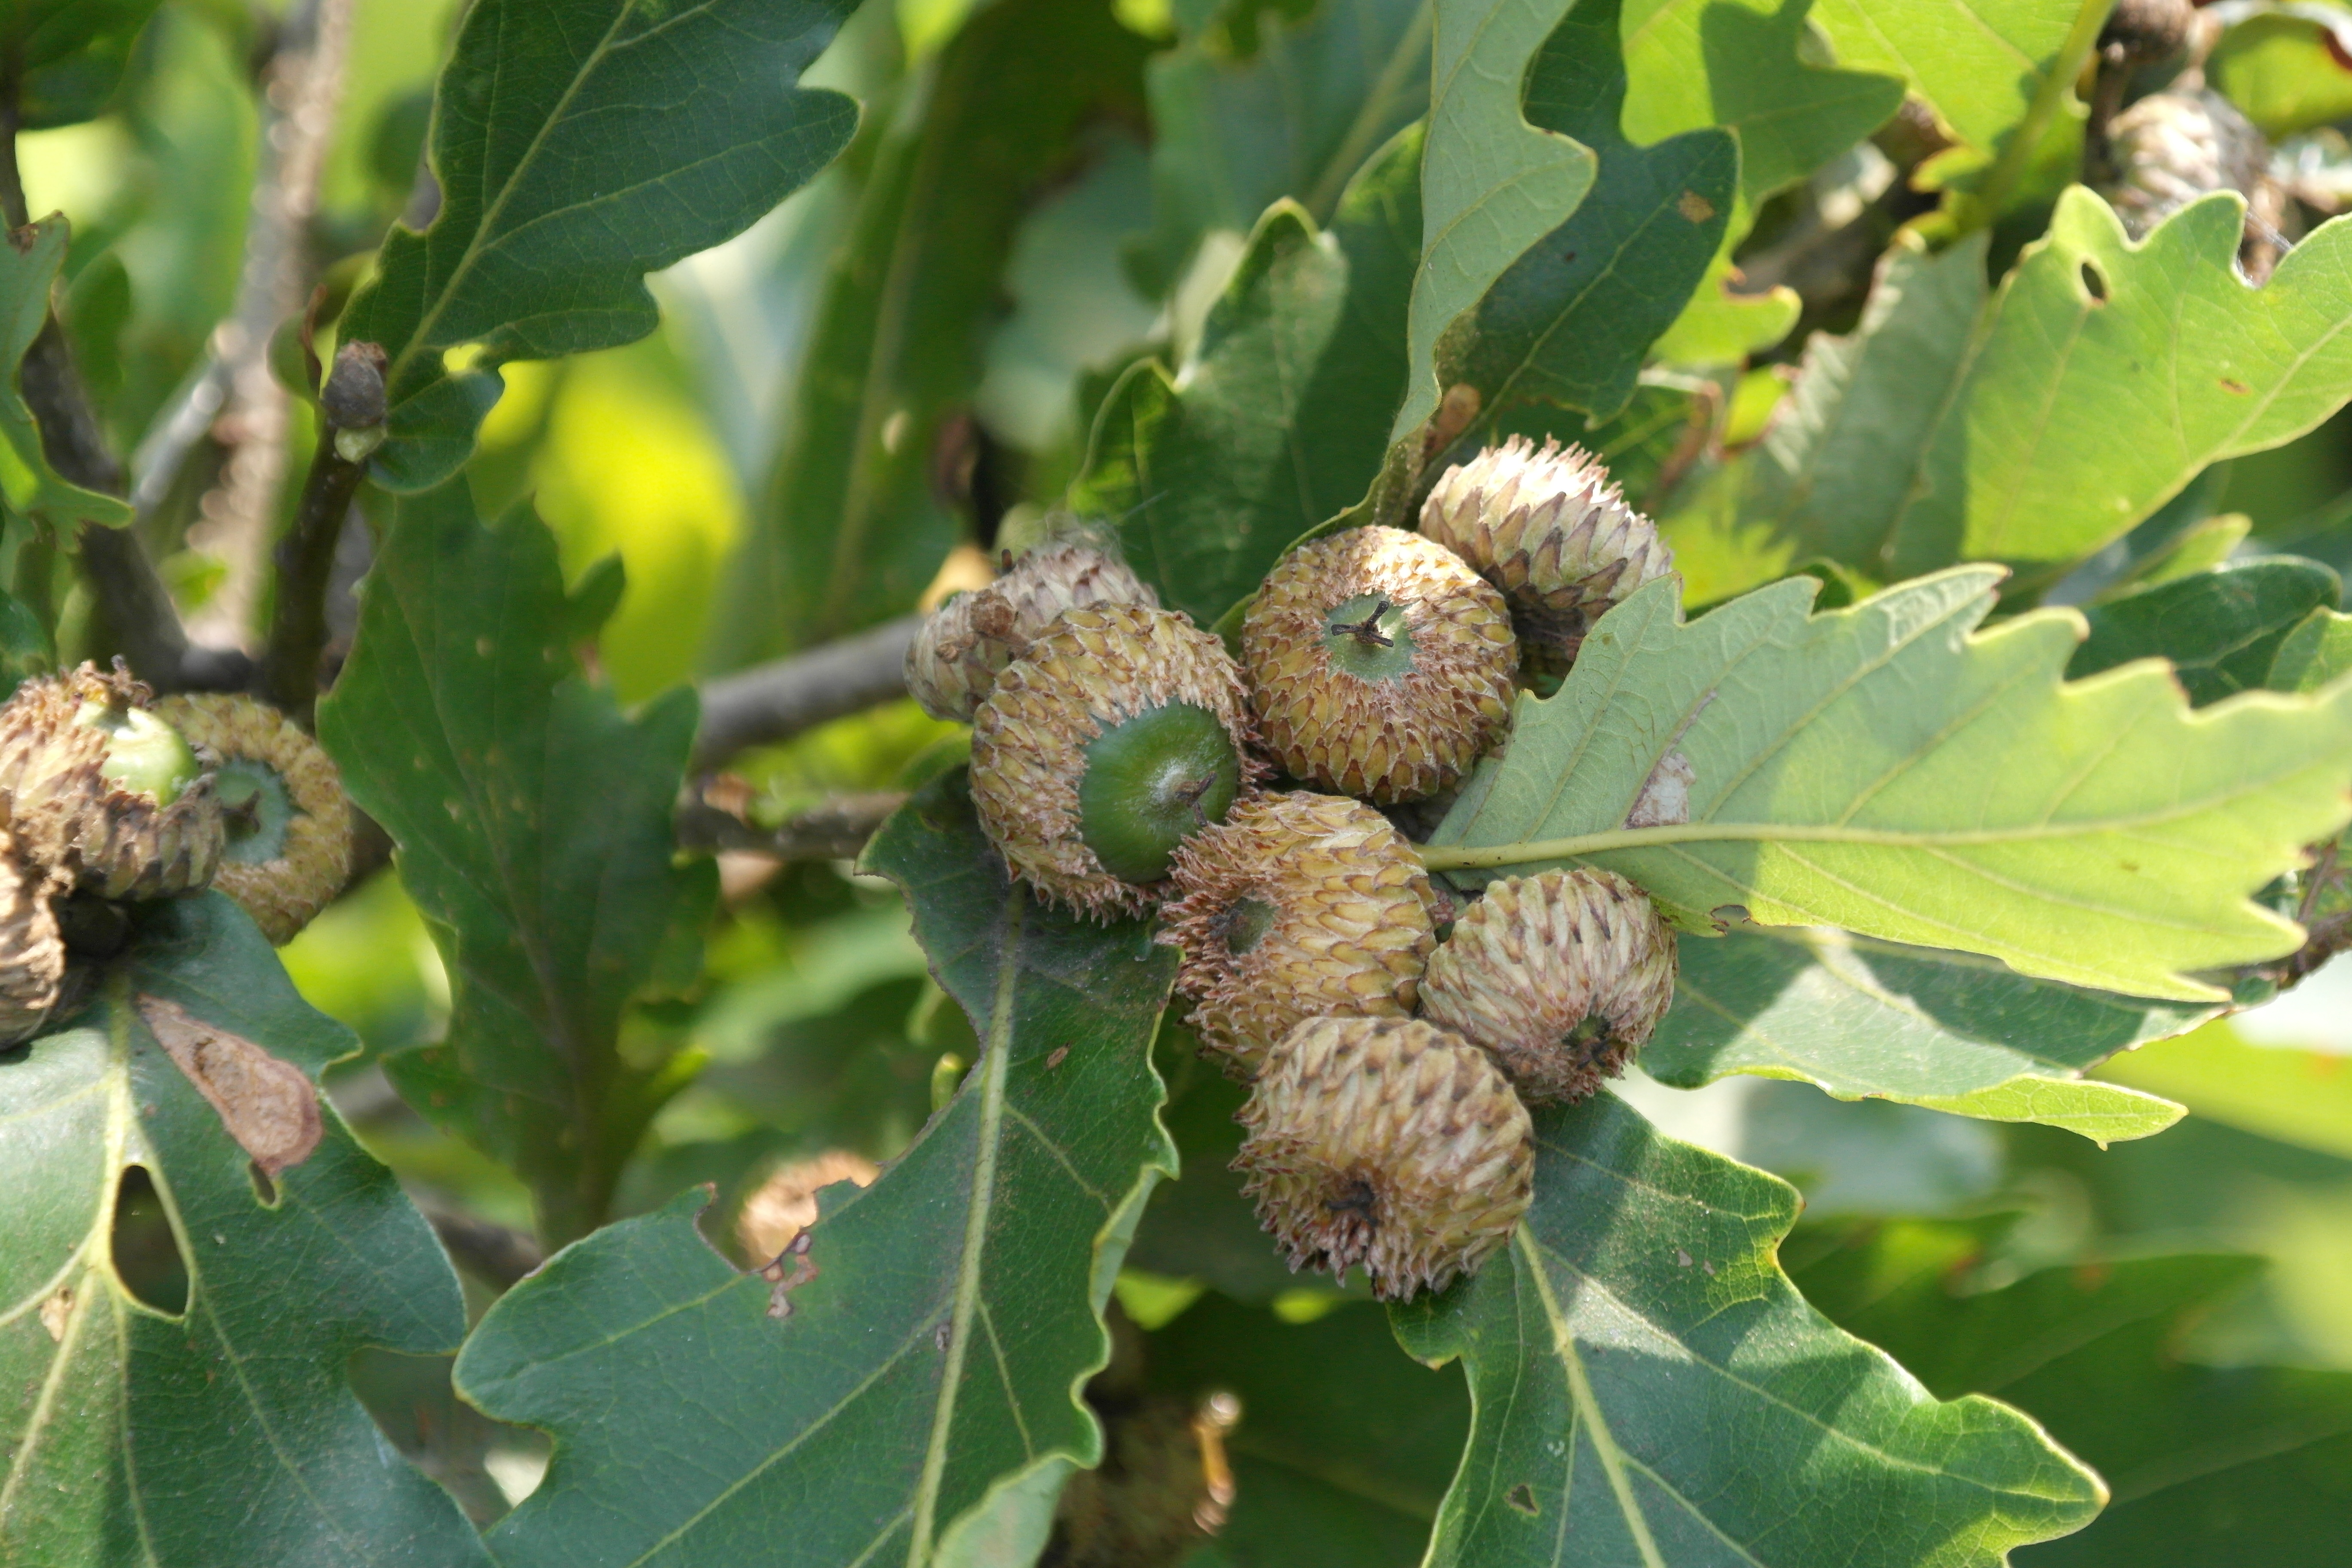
left=2209, top=7, right=2352, bottom=138
left=457, top=769, right=1179, bottom=1565
left=340, top=0, right=861, bottom=491
left=0, top=897, right=486, bottom=1566
left=1426, top=568, right=2352, bottom=1001
left=1391, top=1092, right=2105, bottom=1566
left=2095, top=1020, right=2352, bottom=1161
left=1812, top=0, right=2091, bottom=180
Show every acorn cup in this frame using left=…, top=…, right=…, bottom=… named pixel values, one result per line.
left=1419, top=436, right=1678, bottom=678
left=1234, top=1015, right=1534, bottom=1301
left=906, top=536, right=1159, bottom=722
left=1158, top=791, right=1438, bottom=1078
left=0, top=826, right=66, bottom=1047
left=970, top=603, right=1263, bottom=920
left=0, top=664, right=225, bottom=901
left=2098, top=88, right=2268, bottom=240
left=1240, top=526, right=1517, bottom=805
left=155, top=695, right=355, bottom=944
left=1420, top=868, right=1678, bottom=1105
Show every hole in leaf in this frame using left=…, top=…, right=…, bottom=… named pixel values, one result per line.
left=111, top=1165, right=189, bottom=1316
left=1507, top=1482, right=1539, bottom=1515
left=2079, top=259, right=2108, bottom=302
left=248, top=1158, right=279, bottom=1207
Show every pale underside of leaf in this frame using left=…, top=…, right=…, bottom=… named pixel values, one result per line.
left=1428, top=567, right=2352, bottom=1001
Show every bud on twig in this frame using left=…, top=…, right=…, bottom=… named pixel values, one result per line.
left=321, top=340, right=387, bottom=462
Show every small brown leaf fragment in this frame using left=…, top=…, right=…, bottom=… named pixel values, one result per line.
left=137, top=995, right=322, bottom=1176
left=759, top=1230, right=821, bottom=1320
left=1626, top=748, right=1695, bottom=829
left=39, top=1286, right=73, bottom=1341
left=1676, top=190, right=1715, bottom=223
left=1046, top=1045, right=1069, bottom=1070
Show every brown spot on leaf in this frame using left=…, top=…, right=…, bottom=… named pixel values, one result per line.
left=39, top=1287, right=73, bottom=1341
left=759, top=1229, right=821, bottom=1319
left=1676, top=190, right=1715, bottom=223
left=2220, top=377, right=2251, bottom=395
left=1626, top=749, right=1695, bottom=829
left=138, top=996, right=321, bottom=1177
left=1506, top=1482, right=1539, bottom=1515
left=1046, top=1046, right=1069, bottom=1070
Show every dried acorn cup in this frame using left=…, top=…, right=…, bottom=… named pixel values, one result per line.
left=1234, top=1015, right=1533, bottom=1301
left=0, top=665, right=225, bottom=900
left=971, top=603, right=1262, bottom=920
left=1420, top=437, right=1677, bottom=678
left=155, top=695, right=354, bottom=944
left=1420, top=868, right=1677, bottom=1104
left=0, top=827, right=66, bottom=1047
left=1158, top=791, right=1438, bottom=1077
left=906, top=536, right=1158, bottom=722
left=1241, top=527, right=1516, bottom=805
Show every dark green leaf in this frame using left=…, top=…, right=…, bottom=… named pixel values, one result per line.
left=1390, top=1092, right=2104, bottom=1565
left=1126, top=1048, right=1314, bottom=1305
left=2070, top=558, right=2343, bottom=706
left=1148, top=1295, right=1467, bottom=1568
left=457, top=768, right=1179, bottom=1565
left=317, top=481, right=714, bottom=1246
left=1073, top=126, right=1421, bottom=625
left=0, top=215, right=129, bottom=530
left=5, top=0, right=163, bottom=129
left=339, top=0, right=861, bottom=491
left=2269, top=606, right=2352, bottom=692
left=713, top=0, right=1148, bottom=662
left=0, top=895, right=487, bottom=1566
left=1441, top=0, right=1735, bottom=433
left=1649, top=922, right=2205, bottom=1139
left=1135, top=0, right=1431, bottom=292
left=1790, top=1224, right=2352, bottom=1568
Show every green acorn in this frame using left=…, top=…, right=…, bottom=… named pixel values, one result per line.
left=1158, top=791, right=1438, bottom=1078
left=906, top=538, right=1158, bottom=722
left=0, top=827, right=65, bottom=1047
left=1234, top=1015, right=1533, bottom=1301
left=971, top=603, right=1262, bottom=919
left=1419, top=437, right=1677, bottom=677
left=1419, top=868, right=1677, bottom=1104
left=155, top=695, right=354, bottom=943
left=0, top=665, right=225, bottom=900
left=1240, top=527, right=1516, bottom=805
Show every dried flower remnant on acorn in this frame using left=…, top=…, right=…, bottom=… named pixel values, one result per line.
left=1241, top=527, right=1516, bottom=805
left=1234, top=1015, right=1533, bottom=1300
left=971, top=603, right=1262, bottom=920
left=1420, top=437, right=1677, bottom=678
left=1421, top=868, right=1677, bottom=1105
left=906, top=536, right=1158, bottom=722
left=1159, top=791, right=1438, bottom=1077
left=0, top=827, right=65, bottom=1047
left=158, top=695, right=354, bottom=944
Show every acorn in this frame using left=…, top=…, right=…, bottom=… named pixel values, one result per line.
left=154, top=695, right=355, bottom=944
left=971, top=603, right=1262, bottom=920
left=2099, top=89, right=2267, bottom=239
left=0, top=827, right=66, bottom=1047
left=1157, top=791, right=1438, bottom=1078
left=0, top=665, right=224, bottom=900
left=1419, top=437, right=1677, bottom=677
left=1420, top=868, right=1677, bottom=1105
left=906, top=538, right=1158, bottom=722
left=1240, top=527, right=1516, bottom=805
left=1047, top=1395, right=1231, bottom=1568
left=1234, top=1015, right=1534, bottom=1301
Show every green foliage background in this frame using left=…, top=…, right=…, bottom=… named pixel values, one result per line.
left=8, top=0, right=2352, bottom=1563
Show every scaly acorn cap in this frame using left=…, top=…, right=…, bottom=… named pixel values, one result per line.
left=1241, top=527, right=1516, bottom=805
left=0, top=664, right=225, bottom=900
left=1234, top=1015, right=1533, bottom=1300
left=155, top=695, right=354, bottom=944
left=906, top=539, right=1158, bottom=722
left=1420, top=437, right=1678, bottom=677
left=971, top=603, right=1263, bottom=920
left=1420, top=868, right=1677, bottom=1104
left=2100, top=89, right=2268, bottom=239
left=1158, top=790, right=1437, bottom=1077
left=0, top=827, right=66, bottom=1047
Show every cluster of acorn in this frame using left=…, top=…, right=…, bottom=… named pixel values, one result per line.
left=0, top=662, right=353, bottom=1046
left=908, top=438, right=1681, bottom=1301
